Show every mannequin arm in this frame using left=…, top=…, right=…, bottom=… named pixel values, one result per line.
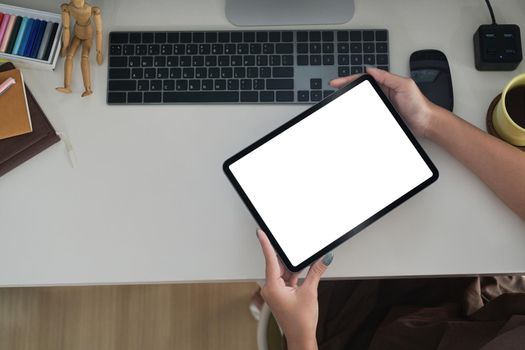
left=60, top=3, right=70, bottom=56
left=93, top=6, right=103, bottom=64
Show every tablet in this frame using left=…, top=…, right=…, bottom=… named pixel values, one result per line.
left=223, top=75, right=439, bottom=272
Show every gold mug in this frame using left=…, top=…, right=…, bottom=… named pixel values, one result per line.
left=492, top=74, right=525, bottom=146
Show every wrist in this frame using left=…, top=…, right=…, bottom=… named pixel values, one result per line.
left=424, top=103, right=453, bottom=142
left=286, top=334, right=318, bottom=350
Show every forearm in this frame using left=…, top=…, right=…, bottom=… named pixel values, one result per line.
left=427, top=105, right=525, bottom=219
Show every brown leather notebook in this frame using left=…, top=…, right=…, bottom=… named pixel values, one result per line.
left=0, top=62, right=60, bottom=177
left=0, top=68, right=32, bottom=140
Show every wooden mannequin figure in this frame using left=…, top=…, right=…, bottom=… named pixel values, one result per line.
left=56, top=0, right=103, bottom=97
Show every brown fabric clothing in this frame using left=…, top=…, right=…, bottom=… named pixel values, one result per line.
left=316, top=276, right=525, bottom=350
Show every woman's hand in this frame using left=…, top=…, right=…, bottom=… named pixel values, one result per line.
left=257, top=229, right=333, bottom=350
left=330, top=67, right=438, bottom=138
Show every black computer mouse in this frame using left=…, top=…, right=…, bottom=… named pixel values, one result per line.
left=410, top=49, right=454, bottom=111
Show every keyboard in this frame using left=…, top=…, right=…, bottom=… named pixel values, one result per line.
left=107, top=30, right=389, bottom=104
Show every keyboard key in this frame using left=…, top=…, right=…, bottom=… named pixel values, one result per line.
left=209, top=68, right=220, bottom=78
left=189, top=80, right=201, bottom=90
left=215, top=79, right=226, bottom=90
left=151, top=80, right=162, bottom=91
left=337, top=31, right=349, bottom=41
left=244, top=32, right=255, bottom=42
left=180, top=32, right=192, bottom=43
left=234, top=67, right=245, bottom=78
left=310, top=78, right=322, bottom=89
left=202, top=80, right=213, bottom=90
left=127, top=92, right=143, bottom=103
left=219, top=32, right=230, bottom=42
left=205, top=32, right=217, bottom=43
left=183, top=68, right=194, bottom=78
left=221, top=68, right=233, bottom=78
left=170, top=68, right=181, bottom=78
left=109, top=57, right=127, bottom=67
left=155, top=32, right=166, bottom=43
left=199, top=44, right=210, bottom=55
left=338, top=55, right=349, bottom=65
left=269, top=32, right=280, bottom=42
left=173, top=44, right=185, bottom=54
left=228, top=79, right=239, bottom=90
left=350, top=43, right=362, bottom=53
left=363, top=31, right=374, bottom=41
left=144, top=68, right=155, bottom=79
left=259, top=67, right=271, bottom=78
left=163, top=80, right=175, bottom=91
left=223, top=45, right=236, bottom=55
left=338, top=66, right=350, bottom=77
left=165, top=92, right=240, bottom=103
left=256, top=55, right=268, bottom=66
left=298, top=43, right=308, bottom=54
left=377, top=54, right=389, bottom=65
left=322, top=43, right=334, bottom=53
left=351, top=66, right=363, bottom=74
left=322, top=31, right=334, bottom=41
left=123, top=45, right=134, bottom=55
left=310, top=55, right=321, bottom=65
left=110, top=45, right=122, bottom=55
left=193, top=32, right=205, bottom=43
left=364, top=55, right=375, bottom=65
left=237, top=44, right=249, bottom=54
left=269, top=55, right=281, bottom=66
left=109, top=68, right=130, bottom=79
left=161, top=44, right=172, bottom=55
left=350, top=31, right=361, bottom=41
left=138, top=80, right=149, bottom=91
left=144, top=92, right=161, bottom=103
left=364, top=43, right=374, bottom=53
left=130, top=33, right=141, bottom=43
left=260, top=91, right=274, bottom=102
left=376, top=30, right=388, bottom=41
left=231, top=32, right=243, bottom=42
left=266, top=79, right=293, bottom=90
left=297, top=31, right=308, bottom=42
left=309, top=31, right=321, bottom=42
left=131, top=68, right=143, bottom=79
left=311, top=90, right=322, bottom=101
left=297, top=55, right=308, bottom=65
left=241, top=91, right=258, bottom=102
left=250, top=43, right=261, bottom=54
left=282, top=32, right=293, bottom=42
left=276, top=91, right=294, bottom=102
left=108, top=92, right=126, bottom=103
left=148, top=44, right=159, bottom=55
left=243, top=56, right=255, bottom=66
left=195, top=68, right=207, bottom=79
left=129, top=57, right=140, bottom=67
left=205, top=56, right=217, bottom=66
left=110, top=32, right=128, bottom=43
left=272, top=67, right=293, bottom=78
left=157, top=68, right=169, bottom=79
left=176, top=80, right=188, bottom=90
left=186, top=44, right=198, bottom=55
left=282, top=55, right=294, bottom=66
left=276, top=43, right=293, bottom=54
left=141, top=56, right=153, bottom=67
left=256, top=32, right=268, bottom=42
left=136, top=44, right=147, bottom=55
left=351, top=55, right=362, bottom=65
left=108, top=80, right=136, bottom=91
left=142, top=33, right=153, bottom=44
left=168, top=32, right=179, bottom=43
left=192, top=56, right=204, bottom=66
left=154, top=56, right=166, bottom=67
left=376, top=42, right=388, bottom=53
left=298, top=90, right=309, bottom=102
left=240, top=79, right=252, bottom=90
left=323, top=55, right=334, bottom=65
left=262, top=44, right=274, bottom=54
left=254, top=79, right=265, bottom=90
left=218, top=56, right=230, bottom=66
left=310, top=43, right=321, bottom=53
left=167, top=56, right=179, bottom=66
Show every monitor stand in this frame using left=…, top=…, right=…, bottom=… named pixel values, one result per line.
left=225, top=0, right=355, bottom=26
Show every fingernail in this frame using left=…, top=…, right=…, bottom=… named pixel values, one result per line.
left=322, top=252, right=334, bottom=266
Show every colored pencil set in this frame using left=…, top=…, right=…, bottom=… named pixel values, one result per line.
left=0, top=12, right=59, bottom=61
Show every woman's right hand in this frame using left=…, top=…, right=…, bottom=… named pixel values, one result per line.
left=330, top=67, right=439, bottom=138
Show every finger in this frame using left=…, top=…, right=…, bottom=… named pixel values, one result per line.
left=329, top=74, right=364, bottom=88
left=257, top=229, right=281, bottom=282
left=279, top=258, right=300, bottom=287
left=303, top=252, right=333, bottom=290
left=366, top=67, right=409, bottom=91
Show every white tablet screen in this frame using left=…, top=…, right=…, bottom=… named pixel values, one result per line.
left=229, top=80, right=434, bottom=267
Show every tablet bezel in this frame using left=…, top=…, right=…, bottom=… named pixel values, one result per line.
left=223, top=74, right=439, bottom=272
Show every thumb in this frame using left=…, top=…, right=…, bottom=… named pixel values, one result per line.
left=303, top=252, right=333, bottom=289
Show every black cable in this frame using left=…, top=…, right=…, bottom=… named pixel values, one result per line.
left=484, top=0, right=497, bottom=25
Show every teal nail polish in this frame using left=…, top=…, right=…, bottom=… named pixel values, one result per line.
left=322, top=252, right=334, bottom=266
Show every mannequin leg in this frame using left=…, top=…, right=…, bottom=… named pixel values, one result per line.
left=56, top=37, right=81, bottom=93
left=80, top=39, right=93, bottom=97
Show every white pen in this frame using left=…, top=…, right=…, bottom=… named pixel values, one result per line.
left=0, top=77, right=16, bottom=96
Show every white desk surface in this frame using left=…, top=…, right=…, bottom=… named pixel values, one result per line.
left=1, top=0, right=524, bottom=287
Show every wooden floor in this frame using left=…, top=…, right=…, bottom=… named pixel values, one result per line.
left=0, top=282, right=259, bottom=350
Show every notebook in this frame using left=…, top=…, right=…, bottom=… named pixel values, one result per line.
left=0, top=62, right=60, bottom=177
left=0, top=67, right=32, bottom=140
